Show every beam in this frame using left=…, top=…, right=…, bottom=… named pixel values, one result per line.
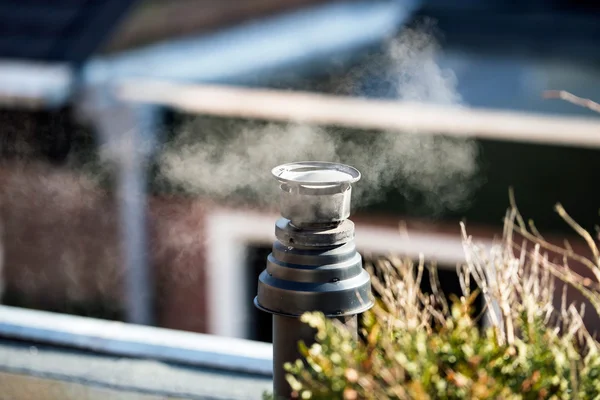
left=118, top=80, right=600, bottom=149
left=0, top=61, right=72, bottom=109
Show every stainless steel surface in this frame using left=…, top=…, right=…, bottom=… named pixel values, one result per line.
left=255, top=220, right=372, bottom=317
left=272, top=161, right=360, bottom=227
left=272, top=161, right=360, bottom=185
left=274, top=218, right=355, bottom=247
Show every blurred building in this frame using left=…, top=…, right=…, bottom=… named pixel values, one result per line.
left=1, top=0, right=600, bottom=351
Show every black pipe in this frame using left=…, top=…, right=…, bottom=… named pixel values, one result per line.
left=272, top=315, right=315, bottom=398
left=272, top=315, right=357, bottom=398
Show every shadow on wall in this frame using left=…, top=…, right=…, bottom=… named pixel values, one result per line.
left=0, top=161, right=210, bottom=333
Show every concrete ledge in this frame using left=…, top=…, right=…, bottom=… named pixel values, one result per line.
left=0, top=305, right=272, bottom=376
left=0, top=340, right=271, bottom=400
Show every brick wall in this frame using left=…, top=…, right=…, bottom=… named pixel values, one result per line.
left=0, top=162, right=210, bottom=333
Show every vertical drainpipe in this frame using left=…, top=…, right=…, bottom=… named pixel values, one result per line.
left=0, top=220, right=4, bottom=303
left=80, top=86, right=156, bottom=325
left=117, top=104, right=156, bottom=325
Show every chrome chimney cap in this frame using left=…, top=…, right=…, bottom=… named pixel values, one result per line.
left=272, top=161, right=360, bottom=227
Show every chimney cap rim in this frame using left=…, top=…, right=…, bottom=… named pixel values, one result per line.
left=272, top=161, right=360, bottom=187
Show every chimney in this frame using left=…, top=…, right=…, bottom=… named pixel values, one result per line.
left=255, top=161, right=373, bottom=398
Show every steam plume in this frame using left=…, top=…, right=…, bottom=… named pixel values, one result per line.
left=158, top=25, right=481, bottom=214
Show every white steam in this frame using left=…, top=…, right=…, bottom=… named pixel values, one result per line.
left=160, top=124, right=337, bottom=203
left=158, top=26, right=481, bottom=214
left=389, top=25, right=462, bottom=106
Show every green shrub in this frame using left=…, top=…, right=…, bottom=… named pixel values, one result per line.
left=280, top=204, right=600, bottom=399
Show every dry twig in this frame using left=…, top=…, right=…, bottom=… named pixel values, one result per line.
left=543, top=90, right=600, bottom=114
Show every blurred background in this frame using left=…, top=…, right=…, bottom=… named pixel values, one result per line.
left=1, top=0, right=600, bottom=347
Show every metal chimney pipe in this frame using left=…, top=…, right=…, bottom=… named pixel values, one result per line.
left=255, top=161, right=373, bottom=399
